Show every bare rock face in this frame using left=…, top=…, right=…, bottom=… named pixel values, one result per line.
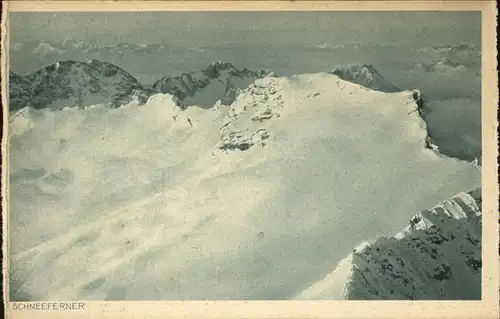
left=8, top=71, right=32, bottom=109
left=215, top=77, right=283, bottom=153
left=296, top=189, right=482, bottom=300
left=9, top=60, right=272, bottom=111
left=9, top=60, right=143, bottom=110
left=348, top=189, right=481, bottom=300
left=152, top=61, right=274, bottom=108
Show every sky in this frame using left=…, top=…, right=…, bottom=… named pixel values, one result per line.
left=9, top=11, right=481, bottom=80
left=9, top=11, right=480, bottom=45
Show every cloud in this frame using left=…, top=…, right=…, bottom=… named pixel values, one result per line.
left=314, top=43, right=346, bottom=50
left=187, top=47, right=206, bottom=53
left=424, top=98, right=481, bottom=162
left=394, top=42, right=482, bottom=163
left=395, top=43, right=481, bottom=103
left=404, top=63, right=480, bottom=102
left=32, top=42, right=66, bottom=56
left=416, top=42, right=480, bottom=70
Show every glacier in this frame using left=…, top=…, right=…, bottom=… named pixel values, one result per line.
left=8, top=68, right=481, bottom=300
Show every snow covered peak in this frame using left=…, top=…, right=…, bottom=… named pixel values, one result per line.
left=8, top=60, right=273, bottom=111
left=295, top=189, right=482, bottom=300
left=9, top=60, right=143, bottom=110
left=331, top=63, right=401, bottom=93
left=32, top=41, right=65, bottom=56
left=152, top=62, right=274, bottom=108
left=416, top=57, right=464, bottom=73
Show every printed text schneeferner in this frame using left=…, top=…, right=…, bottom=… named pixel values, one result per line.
left=12, top=302, right=85, bottom=311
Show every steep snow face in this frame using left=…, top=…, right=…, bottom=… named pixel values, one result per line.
left=8, top=72, right=32, bottom=110
left=9, top=60, right=143, bottom=110
left=331, top=63, right=401, bottom=93
left=152, top=61, right=273, bottom=108
left=8, top=73, right=480, bottom=300
left=295, top=189, right=482, bottom=300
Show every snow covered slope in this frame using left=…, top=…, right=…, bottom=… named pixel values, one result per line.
left=8, top=72, right=480, bottom=300
left=331, top=63, right=401, bottom=93
left=8, top=60, right=144, bottom=110
left=152, top=61, right=273, bottom=108
left=294, top=188, right=482, bottom=300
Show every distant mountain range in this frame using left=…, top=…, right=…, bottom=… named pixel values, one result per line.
left=9, top=60, right=143, bottom=110
left=151, top=61, right=274, bottom=108
left=7, top=59, right=442, bottom=156
left=9, top=59, right=404, bottom=111
left=10, top=39, right=166, bottom=56
left=414, top=58, right=465, bottom=73
left=8, top=60, right=273, bottom=110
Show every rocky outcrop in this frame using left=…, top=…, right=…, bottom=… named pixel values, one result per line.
left=216, top=77, right=283, bottom=153
left=152, top=61, right=273, bottom=108
left=8, top=71, right=32, bottom=109
left=8, top=60, right=144, bottom=110
left=296, top=189, right=482, bottom=300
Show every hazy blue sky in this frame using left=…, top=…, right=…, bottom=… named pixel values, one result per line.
left=10, top=11, right=481, bottom=46
left=9, top=11, right=481, bottom=78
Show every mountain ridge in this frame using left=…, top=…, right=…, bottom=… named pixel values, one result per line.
left=9, top=59, right=470, bottom=166
left=8, top=60, right=273, bottom=111
left=8, top=59, right=144, bottom=110
left=331, top=63, right=401, bottom=93
left=295, top=188, right=482, bottom=300
left=152, top=61, right=274, bottom=108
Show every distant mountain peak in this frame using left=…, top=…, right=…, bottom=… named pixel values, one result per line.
left=152, top=62, right=274, bottom=108
left=208, top=60, right=235, bottom=70
left=9, top=59, right=143, bottom=110
left=439, top=58, right=460, bottom=68
left=331, top=63, right=401, bottom=93
left=416, top=57, right=462, bottom=73
left=8, top=60, right=273, bottom=111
